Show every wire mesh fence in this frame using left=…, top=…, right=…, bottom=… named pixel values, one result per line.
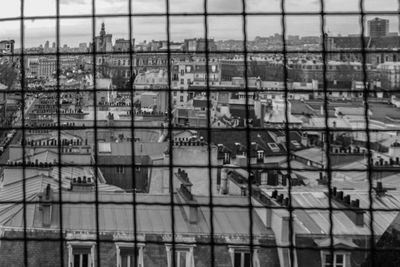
left=0, top=0, right=398, bottom=266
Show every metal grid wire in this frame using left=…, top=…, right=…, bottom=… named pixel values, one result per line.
left=0, top=0, right=397, bottom=266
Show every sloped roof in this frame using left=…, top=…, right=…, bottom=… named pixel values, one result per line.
left=98, top=142, right=167, bottom=157
left=263, top=188, right=400, bottom=236
left=3, top=189, right=271, bottom=237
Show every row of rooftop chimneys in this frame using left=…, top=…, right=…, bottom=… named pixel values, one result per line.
left=330, top=146, right=367, bottom=154
left=371, top=157, right=400, bottom=166
left=173, top=139, right=206, bottom=147
left=129, top=110, right=166, bottom=116
left=28, top=122, right=78, bottom=128
left=7, top=159, right=56, bottom=168
left=100, top=101, right=130, bottom=107
left=271, top=190, right=290, bottom=207
left=33, top=108, right=83, bottom=114
left=23, top=138, right=89, bottom=147
left=332, top=187, right=364, bottom=226
left=71, top=176, right=94, bottom=185
left=38, top=99, right=56, bottom=104
left=269, top=188, right=365, bottom=227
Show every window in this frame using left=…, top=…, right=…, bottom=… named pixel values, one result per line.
left=116, top=243, right=145, bottom=267
left=228, top=247, right=260, bottom=267
left=166, top=246, right=195, bottom=267
left=68, top=243, right=95, bottom=267
left=267, top=142, right=280, bottom=152
left=180, top=96, right=184, bottom=102
left=180, top=70, right=184, bottom=76
left=322, top=252, right=347, bottom=267
left=180, top=79, right=184, bottom=85
left=257, top=150, right=264, bottom=160
left=291, top=140, right=301, bottom=148
left=116, top=166, right=125, bottom=174
left=224, top=152, right=230, bottom=164
left=234, top=251, right=251, bottom=267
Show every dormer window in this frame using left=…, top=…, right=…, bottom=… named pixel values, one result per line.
left=291, top=140, right=301, bottom=148
left=116, top=166, right=125, bottom=174
left=224, top=152, right=231, bottom=164
left=116, top=243, right=145, bottom=267
left=257, top=150, right=264, bottom=160
left=166, top=245, right=195, bottom=267
left=267, top=142, right=280, bottom=152
left=228, top=247, right=260, bottom=267
left=67, top=242, right=95, bottom=267
left=321, top=252, right=348, bottom=267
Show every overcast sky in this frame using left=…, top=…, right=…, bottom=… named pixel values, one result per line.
left=0, top=0, right=398, bottom=48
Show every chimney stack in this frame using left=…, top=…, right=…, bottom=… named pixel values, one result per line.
left=176, top=170, right=198, bottom=224
left=330, top=191, right=364, bottom=227
left=38, top=184, right=53, bottom=227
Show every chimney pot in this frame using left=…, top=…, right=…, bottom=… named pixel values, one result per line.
left=277, top=194, right=284, bottom=203
left=344, top=195, right=351, bottom=205
left=283, top=197, right=289, bottom=206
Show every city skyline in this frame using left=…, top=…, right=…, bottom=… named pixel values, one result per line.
left=0, top=0, right=399, bottom=48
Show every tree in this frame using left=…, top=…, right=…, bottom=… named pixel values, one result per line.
left=112, top=71, right=127, bottom=90
left=0, top=62, right=17, bottom=89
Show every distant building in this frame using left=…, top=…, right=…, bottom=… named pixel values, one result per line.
left=94, top=22, right=113, bottom=53
left=184, top=38, right=217, bottom=52
left=78, top=42, right=88, bottom=52
left=171, top=60, right=221, bottom=106
left=326, top=35, right=400, bottom=65
left=368, top=17, right=389, bottom=38
left=114, top=38, right=134, bottom=52
left=0, top=40, right=15, bottom=55
left=377, top=62, right=400, bottom=90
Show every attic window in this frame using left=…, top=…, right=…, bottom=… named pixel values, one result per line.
left=291, top=140, right=301, bottom=148
left=68, top=242, right=95, bottom=267
left=267, top=142, right=280, bottom=152
left=224, top=152, right=231, bottom=164
left=116, top=243, right=145, bottom=267
left=116, top=166, right=125, bottom=174
left=321, top=251, right=349, bottom=267
left=166, top=245, right=195, bottom=267
left=228, top=247, right=260, bottom=267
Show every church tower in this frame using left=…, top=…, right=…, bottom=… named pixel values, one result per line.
left=100, top=22, right=106, bottom=39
